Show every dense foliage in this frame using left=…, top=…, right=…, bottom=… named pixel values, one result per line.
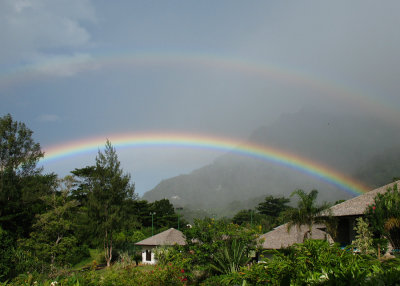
left=365, top=183, right=400, bottom=249
left=202, top=240, right=400, bottom=286
left=3, top=239, right=399, bottom=286
left=183, top=218, right=260, bottom=272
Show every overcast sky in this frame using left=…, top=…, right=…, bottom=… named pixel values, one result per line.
left=1, top=0, right=400, bottom=195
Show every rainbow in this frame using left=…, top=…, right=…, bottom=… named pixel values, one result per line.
left=40, top=132, right=369, bottom=196
left=2, top=51, right=399, bottom=123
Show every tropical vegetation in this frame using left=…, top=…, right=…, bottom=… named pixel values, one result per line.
left=365, top=183, right=400, bottom=250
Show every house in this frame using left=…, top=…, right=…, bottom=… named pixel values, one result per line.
left=329, top=180, right=399, bottom=246
left=135, top=228, right=186, bottom=264
left=259, top=223, right=332, bottom=250
left=260, top=181, right=399, bottom=250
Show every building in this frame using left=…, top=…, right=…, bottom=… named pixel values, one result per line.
left=135, top=228, right=186, bottom=264
left=259, top=223, right=331, bottom=250
left=260, top=181, right=399, bottom=249
left=329, top=181, right=398, bottom=246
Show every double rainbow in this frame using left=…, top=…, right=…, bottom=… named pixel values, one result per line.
left=40, top=132, right=369, bottom=196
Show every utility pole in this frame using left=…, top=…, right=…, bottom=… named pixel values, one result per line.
left=150, top=212, right=156, bottom=236
left=176, top=207, right=183, bottom=230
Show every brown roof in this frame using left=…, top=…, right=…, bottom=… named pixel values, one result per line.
left=259, top=223, right=328, bottom=249
left=259, top=181, right=399, bottom=249
left=135, top=228, right=186, bottom=246
left=329, top=181, right=399, bottom=217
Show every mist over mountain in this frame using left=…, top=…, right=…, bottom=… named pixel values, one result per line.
left=143, top=107, right=400, bottom=216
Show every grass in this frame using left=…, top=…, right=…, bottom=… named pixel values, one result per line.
left=72, top=248, right=105, bottom=270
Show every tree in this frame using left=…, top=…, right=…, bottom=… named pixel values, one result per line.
left=0, top=114, right=43, bottom=176
left=257, top=195, right=291, bottom=217
left=149, top=198, right=180, bottom=229
left=232, top=209, right=264, bottom=227
left=286, top=189, right=332, bottom=241
left=256, top=195, right=292, bottom=229
left=0, top=114, right=55, bottom=238
left=86, top=140, right=135, bottom=267
left=365, top=183, right=400, bottom=249
left=352, top=217, right=375, bottom=255
left=20, top=176, right=85, bottom=268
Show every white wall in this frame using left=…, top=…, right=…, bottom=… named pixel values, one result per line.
left=141, top=246, right=156, bottom=265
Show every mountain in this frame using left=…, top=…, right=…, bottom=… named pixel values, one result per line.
left=142, top=107, right=400, bottom=216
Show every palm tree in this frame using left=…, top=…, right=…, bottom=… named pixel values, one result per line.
left=286, top=189, right=332, bottom=242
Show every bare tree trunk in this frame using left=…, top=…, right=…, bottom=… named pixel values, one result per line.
left=104, top=229, right=113, bottom=267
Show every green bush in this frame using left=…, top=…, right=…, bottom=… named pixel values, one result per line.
left=183, top=218, right=260, bottom=277
left=210, top=239, right=251, bottom=274
left=365, top=183, right=400, bottom=249
left=367, top=258, right=400, bottom=286
left=201, top=272, right=244, bottom=286
left=0, top=227, right=15, bottom=281
left=229, top=240, right=382, bottom=285
left=32, top=264, right=189, bottom=286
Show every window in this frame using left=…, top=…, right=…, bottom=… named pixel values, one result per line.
left=146, top=249, right=152, bottom=261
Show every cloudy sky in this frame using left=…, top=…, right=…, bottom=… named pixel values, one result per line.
left=1, top=0, right=400, bottom=195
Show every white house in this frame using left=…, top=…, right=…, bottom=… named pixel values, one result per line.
left=135, top=228, right=186, bottom=264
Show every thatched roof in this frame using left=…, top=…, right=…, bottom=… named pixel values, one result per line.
left=329, top=181, right=399, bottom=217
left=259, top=181, right=399, bottom=249
left=135, top=228, right=186, bottom=246
left=259, top=223, right=328, bottom=249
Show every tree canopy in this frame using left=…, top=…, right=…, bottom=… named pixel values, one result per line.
left=257, top=195, right=291, bottom=217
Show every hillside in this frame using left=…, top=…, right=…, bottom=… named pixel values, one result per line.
left=143, top=107, right=400, bottom=215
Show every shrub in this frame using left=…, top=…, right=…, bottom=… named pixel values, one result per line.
left=0, top=227, right=15, bottom=281
left=365, top=183, right=400, bottom=249
left=210, top=239, right=251, bottom=274
left=352, top=217, right=375, bottom=255
left=183, top=218, right=260, bottom=276
left=240, top=240, right=380, bottom=285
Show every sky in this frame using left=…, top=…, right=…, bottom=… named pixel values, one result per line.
left=1, top=0, right=400, bottom=196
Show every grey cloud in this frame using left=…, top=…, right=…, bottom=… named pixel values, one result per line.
left=0, top=0, right=95, bottom=66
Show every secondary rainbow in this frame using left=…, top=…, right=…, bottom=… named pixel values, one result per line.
left=40, top=132, right=369, bottom=196
left=2, top=52, right=399, bottom=123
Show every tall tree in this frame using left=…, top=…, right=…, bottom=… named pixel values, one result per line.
left=86, top=140, right=135, bottom=266
left=286, top=189, right=331, bottom=241
left=0, top=114, right=55, bottom=237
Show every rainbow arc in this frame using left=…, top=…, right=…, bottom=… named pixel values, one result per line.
left=40, top=132, right=370, bottom=196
